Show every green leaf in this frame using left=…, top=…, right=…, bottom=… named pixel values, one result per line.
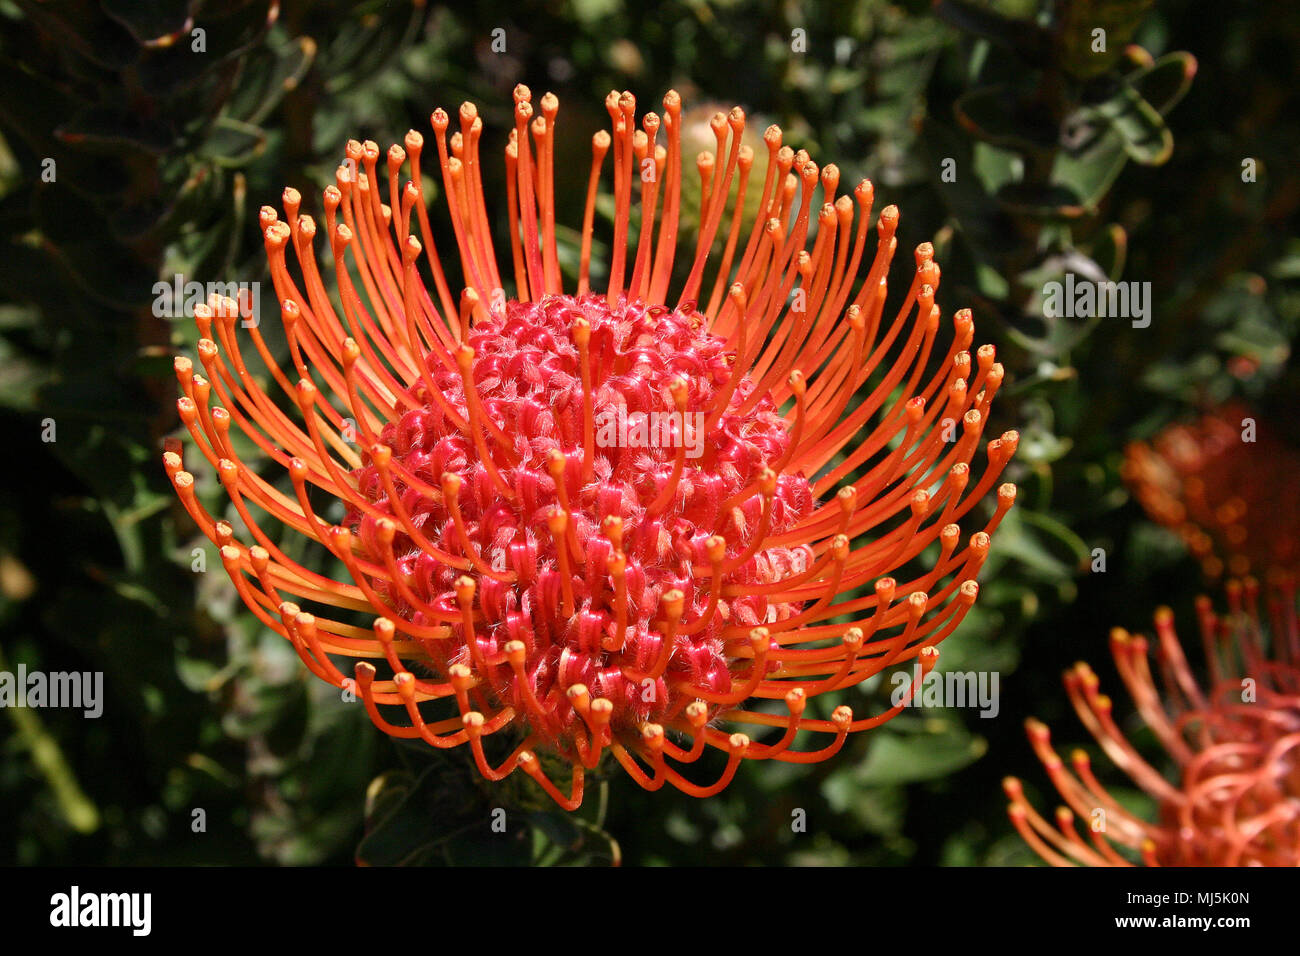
left=995, top=181, right=1088, bottom=219
left=0, top=336, right=52, bottom=410
left=853, top=722, right=987, bottom=786
left=199, top=118, right=269, bottom=167
left=1127, top=50, right=1198, bottom=114
left=954, top=84, right=1060, bottom=154
left=1048, top=51, right=1194, bottom=212
left=934, top=0, right=1053, bottom=65
left=1090, top=223, right=1128, bottom=280
left=355, top=770, right=438, bottom=866
left=821, top=774, right=906, bottom=834
left=1048, top=133, right=1127, bottom=214
left=981, top=506, right=1079, bottom=579
left=1054, top=0, right=1156, bottom=79
left=230, top=35, right=318, bottom=126
left=1089, top=83, right=1173, bottom=165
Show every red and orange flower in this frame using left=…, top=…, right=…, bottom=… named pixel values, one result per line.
left=1005, top=578, right=1300, bottom=866
left=165, top=87, right=1017, bottom=807
left=1123, top=405, right=1300, bottom=579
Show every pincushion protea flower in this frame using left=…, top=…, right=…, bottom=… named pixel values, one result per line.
left=1005, top=579, right=1300, bottom=865
left=164, top=86, right=1018, bottom=808
left=1123, top=405, right=1300, bottom=578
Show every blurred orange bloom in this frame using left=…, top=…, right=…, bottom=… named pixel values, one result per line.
left=1006, top=578, right=1300, bottom=866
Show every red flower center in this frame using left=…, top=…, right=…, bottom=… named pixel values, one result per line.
left=349, top=292, right=815, bottom=754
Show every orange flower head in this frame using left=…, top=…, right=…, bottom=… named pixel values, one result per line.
left=165, top=87, right=1018, bottom=807
left=1005, top=578, right=1300, bottom=865
left=1123, top=405, right=1300, bottom=579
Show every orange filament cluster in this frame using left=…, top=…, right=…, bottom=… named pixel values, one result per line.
left=1006, top=578, right=1300, bottom=865
left=1123, top=404, right=1300, bottom=579
left=165, top=86, right=1018, bottom=808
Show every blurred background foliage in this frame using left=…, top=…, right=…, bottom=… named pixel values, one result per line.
left=0, top=0, right=1296, bottom=866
